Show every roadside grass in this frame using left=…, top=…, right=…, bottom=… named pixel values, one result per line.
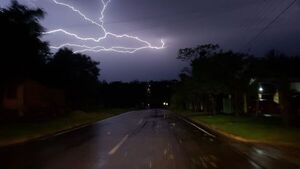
left=0, top=109, right=128, bottom=146
left=174, top=109, right=207, bottom=117
left=186, top=114, right=300, bottom=145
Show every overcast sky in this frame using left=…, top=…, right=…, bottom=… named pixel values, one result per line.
left=1, top=0, right=300, bottom=81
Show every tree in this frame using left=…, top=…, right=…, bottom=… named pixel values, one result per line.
left=174, top=44, right=251, bottom=115
left=0, top=2, right=103, bottom=111
left=47, top=48, right=100, bottom=108
left=0, top=1, right=50, bottom=84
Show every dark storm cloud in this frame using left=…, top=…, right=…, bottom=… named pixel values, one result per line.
left=1, top=0, right=300, bottom=81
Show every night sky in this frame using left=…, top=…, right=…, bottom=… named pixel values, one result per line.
left=1, top=0, right=300, bottom=81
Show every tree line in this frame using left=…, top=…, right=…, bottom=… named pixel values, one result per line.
left=171, top=44, right=300, bottom=125
left=98, top=81, right=175, bottom=109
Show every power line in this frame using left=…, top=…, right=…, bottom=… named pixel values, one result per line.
left=240, top=0, right=275, bottom=35
left=243, top=0, right=297, bottom=52
left=239, top=0, right=287, bottom=52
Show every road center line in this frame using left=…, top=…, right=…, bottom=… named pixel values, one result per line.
left=149, top=160, right=152, bottom=168
left=108, top=134, right=129, bottom=155
left=138, top=118, right=143, bottom=125
left=181, top=118, right=216, bottom=138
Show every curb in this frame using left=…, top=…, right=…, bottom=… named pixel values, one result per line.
left=189, top=117, right=300, bottom=149
left=178, top=114, right=300, bottom=167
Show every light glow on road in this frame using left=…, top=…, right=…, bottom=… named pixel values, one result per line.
left=44, top=0, right=165, bottom=53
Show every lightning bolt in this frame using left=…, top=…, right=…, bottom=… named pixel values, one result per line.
left=44, top=0, right=165, bottom=53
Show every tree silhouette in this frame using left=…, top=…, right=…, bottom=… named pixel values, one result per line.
left=174, top=44, right=300, bottom=124
left=0, top=2, right=102, bottom=111
left=47, top=48, right=100, bottom=108
left=0, top=1, right=50, bottom=84
left=175, top=44, right=251, bottom=115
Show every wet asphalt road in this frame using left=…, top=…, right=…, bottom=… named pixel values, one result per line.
left=0, top=110, right=297, bottom=169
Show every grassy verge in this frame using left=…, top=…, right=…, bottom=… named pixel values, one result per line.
left=177, top=111, right=300, bottom=146
left=0, top=109, right=128, bottom=147
left=173, top=109, right=211, bottom=117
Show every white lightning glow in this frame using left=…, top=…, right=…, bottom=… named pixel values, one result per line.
left=44, top=0, right=165, bottom=53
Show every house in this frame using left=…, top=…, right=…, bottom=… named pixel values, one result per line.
left=1, top=80, right=65, bottom=118
left=248, top=78, right=300, bottom=116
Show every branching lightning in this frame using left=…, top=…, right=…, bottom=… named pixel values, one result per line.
left=44, top=0, right=165, bottom=53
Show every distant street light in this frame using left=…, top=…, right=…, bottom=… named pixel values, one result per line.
left=259, top=86, right=264, bottom=92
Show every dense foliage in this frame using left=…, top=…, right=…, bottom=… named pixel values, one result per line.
left=0, top=1, right=100, bottom=110
left=172, top=44, right=300, bottom=124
